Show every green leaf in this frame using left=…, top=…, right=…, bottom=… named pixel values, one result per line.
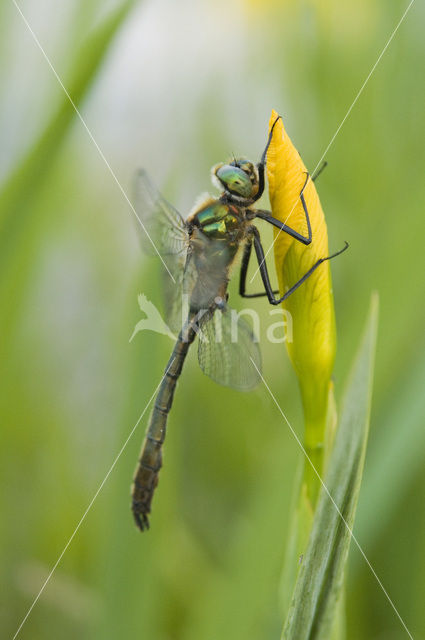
left=282, top=293, right=379, bottom=640
left=355, top=346, right=425, bottom=549
left=0, top=0, right=135, bottom=276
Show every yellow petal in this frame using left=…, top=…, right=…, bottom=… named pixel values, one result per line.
left=267, top=110, right=336, bottom=498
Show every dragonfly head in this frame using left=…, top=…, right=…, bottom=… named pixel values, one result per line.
left=212, top=158, right=259, bottom=201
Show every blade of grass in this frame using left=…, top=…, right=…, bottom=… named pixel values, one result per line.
left=0, top=1, right=136, bottom=370
left=356, top=342, right=425, bottom=550
left=282, top=293, right=378, bottom=639
left=280, top=385, right=337, bottom=616
left=0, top=0, right=135, bottom=277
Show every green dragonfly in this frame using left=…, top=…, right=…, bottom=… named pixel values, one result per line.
left=131, top=116, right=347, bottom=531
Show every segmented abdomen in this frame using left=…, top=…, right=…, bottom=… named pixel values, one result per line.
left=131, top=323, right=196, bottom=531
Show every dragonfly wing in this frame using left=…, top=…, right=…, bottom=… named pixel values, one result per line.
left=133, top=170, right=194, bottom=333
left=164, top=254, right=198, bottom=334
left=133, top=169, right=189, bottom=259
left=197, top=308, right=262, bottom=391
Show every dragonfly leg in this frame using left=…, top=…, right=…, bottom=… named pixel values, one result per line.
left=312, top=160, right=327, bottom=182
left=251, top=114, right=282, bottom=204
left=239, top=238, right=279, bottom=299
left=250, top=226, right=348, bottom=305
left=252, top=117, right=325, bottom=207
left=254, top=172, right=312, bottom=245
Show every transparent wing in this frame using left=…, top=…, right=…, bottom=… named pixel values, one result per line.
left=133, top=169, right=189, bottom=259
left=197, top=307, right=262, bottom=391
left=164, top=254, right=198, bottom=334
left=133, top=170, right=194, bottom=333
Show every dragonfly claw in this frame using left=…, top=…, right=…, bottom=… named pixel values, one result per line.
left=133, top=509, right=150, bottom=532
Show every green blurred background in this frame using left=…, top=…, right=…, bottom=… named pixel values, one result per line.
left=1, top=1, right=424, bottom=638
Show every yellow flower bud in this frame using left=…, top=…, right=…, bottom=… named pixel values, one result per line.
left=266, top=110, right=337, bottom=502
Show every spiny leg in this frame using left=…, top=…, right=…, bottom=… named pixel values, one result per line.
left=249, top=226, right=348, bottom=305
left=239, top=238, right=279, bottom=299
left=312, top=160, right=327, bottom=182
left=254, top=172, right=313, bottom=245
left=251, top=114, right=282, bottom=203
left=255, top=159, right=327, bottom=238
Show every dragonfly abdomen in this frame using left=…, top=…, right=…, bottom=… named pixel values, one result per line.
left=131, top=322, right=197, bottom=531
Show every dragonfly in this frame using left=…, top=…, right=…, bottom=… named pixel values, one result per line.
left=131, top=116, right=348, bottom=531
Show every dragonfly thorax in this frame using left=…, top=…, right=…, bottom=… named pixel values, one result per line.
left=189, top=197, right=246, bottom=241
left=187, top=198, right=247, bottom=312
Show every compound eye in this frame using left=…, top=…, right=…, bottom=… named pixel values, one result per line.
left=215, top=164, right=253, bottom=198
left=240, top=161, right=254, bottom=174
